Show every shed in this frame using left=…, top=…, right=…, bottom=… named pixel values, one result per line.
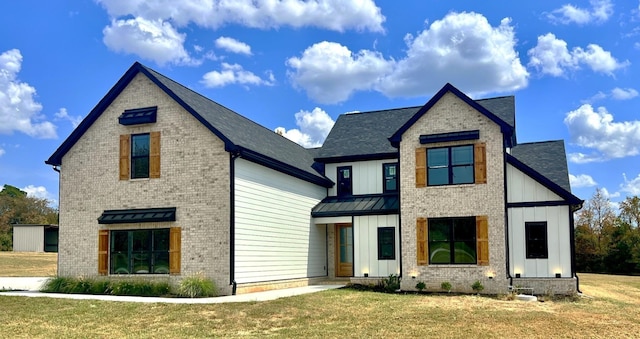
left=12, top=224, right=59, bottom=252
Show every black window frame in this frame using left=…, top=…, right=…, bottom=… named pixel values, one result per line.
left=428, top=217, right=477, bottom=265
left=337, top=166, right=352, bottom=196
left=131, top=133, right=150, bottom=179
left=377, top=227, right=396, bottom=260
left=383, top=163, right=398, bottom=193
left=525, top=222, right=548, bottom=259
left=427, top=145, right=474, bottom=186
left=110, top=228, right=170, bottom=275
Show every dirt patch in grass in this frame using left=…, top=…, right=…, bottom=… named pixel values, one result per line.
left=0, top=252, right=57, bottom=277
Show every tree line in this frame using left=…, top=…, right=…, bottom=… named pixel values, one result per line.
left=0, top=184, right=58, bottom=250
left=575, top=189, right=640, bottom=274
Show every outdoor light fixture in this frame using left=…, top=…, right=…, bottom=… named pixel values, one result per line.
left=515, top=273, right=521, bottom=278
left=364, top=273, right=369, bottom=277
left=555, top=273, right=561, bottom=278
left=487, top=272, right=494, bottom=279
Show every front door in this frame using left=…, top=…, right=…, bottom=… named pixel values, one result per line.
left=336, top=223, right=353, bottom=277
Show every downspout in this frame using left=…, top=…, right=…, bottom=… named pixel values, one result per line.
left=569, top=206, right=582, bottom=293
left=52, top=165, right=61, bottom=276
left=503, top=139, right=513, bottom=288
left=397, top=152, right=402, bottom=281
left=229, top=151, right=240, bottom=295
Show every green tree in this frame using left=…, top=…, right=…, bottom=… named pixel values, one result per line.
left=0, top=184, right=58, bottom=250
left=575, top=188, right=617, bottom=272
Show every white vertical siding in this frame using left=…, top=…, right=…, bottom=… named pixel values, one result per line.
left=13, top=226, right=44, bottom=252
left=234, top=159, right=327, bottom=284
left=353, top=215, right=400, bottom=277
left=325, top=159, right=398, bottom=196
left=508, top=206, right=571, bottom=278
left=507, top=164, right=562, bottom=203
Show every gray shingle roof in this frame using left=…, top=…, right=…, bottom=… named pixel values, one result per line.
left=317, top=96, right=516, bottom=160
left=510, top=140, right=572, bottom=192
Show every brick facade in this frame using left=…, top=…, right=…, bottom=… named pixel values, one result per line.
left=58, top=73, right=232, bottom=295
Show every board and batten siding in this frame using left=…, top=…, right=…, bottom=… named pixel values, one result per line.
left=13, top=225, right=44, bottom=252
left=325, top=159, right=398, bottom=196
left=507, top=164, right=571, bottom=277
left=353, top=215, right=400, bottom=277
left=234, top=158, right=327, bottom=284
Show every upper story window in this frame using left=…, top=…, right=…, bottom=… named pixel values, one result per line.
left=383, top=163, right=398, bottom=193
left=427, top=145, right=474, bottom=186
left=337, top=166, right=352, bottom=196
left=119, top=131, right=161, bottom=180
left=525, top=222, right=548, bottom=259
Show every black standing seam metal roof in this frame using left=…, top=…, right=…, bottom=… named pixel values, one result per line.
left=311, top=194, right=399, bottom=218
left=97, top=207, right=176, bottom=224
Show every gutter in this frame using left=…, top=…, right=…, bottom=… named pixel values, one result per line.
left=229, top=151, right=240, bottom=295
left=503, top=139, right=513, bottom=287
left=569, top=204, right=583, bottom=294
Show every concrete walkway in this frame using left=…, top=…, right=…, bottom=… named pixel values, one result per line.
left=0, top=277, right=345, bottom=304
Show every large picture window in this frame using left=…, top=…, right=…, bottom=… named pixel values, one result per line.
left=377, top=227, right=395, bottom=260
left=383, top=163, right=398, bottom=193
left=110, top=229, right=170, bottom=274
left=428, top=217, right=476, bottom=264
left=427, top=145, right=474, bottom=186
left=525, top=222, right=548, bottom=259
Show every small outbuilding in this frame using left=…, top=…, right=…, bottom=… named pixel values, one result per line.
left=12, top=224, right=59, bottom=252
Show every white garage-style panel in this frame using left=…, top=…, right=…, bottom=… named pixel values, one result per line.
left=325, top=159, right=398, bottom=196
left=353, top=214, right=400, bottom=277
left=234, top=158, right=327, bottom=284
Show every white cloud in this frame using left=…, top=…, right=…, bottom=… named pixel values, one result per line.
left=0, top=49, right=57, bottom=139
left=54, top=108, right=82, bottom=128
left=103, top=17, right=198, bottom=66
left=0, top=147, right=4, bottom=156
left=287, top=12, right=528, bottom=104
left=600, top=187, right=621, bottom=199
left=275, top=107, right=335, bottom=148
left=564, top=104, right=640, bottom=161
left=547, top=0, right=613, bottom=25
left=569, top=174, right=598, bottom=188
left=567, top=152, right=605, bottom=164
left=97, top=0, right=385, bottom=32
left=611, top=87, right=638, bottom=100
left=528, top=33, right=629, bottom=76
left=201, top=63, right=275, bottom=88
left=621, top=173, right=640, bottom=195
left=215, top=37, right=252, bottom=55
left=22, top=185, right=57, bottom=205
left=286, top=41, right=393, bottom=104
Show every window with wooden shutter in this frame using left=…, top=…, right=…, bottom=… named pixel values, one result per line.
left=416, top=218, right=428, bottom=265
left=98, top=230, right=109, bottom=275
left=474, top=142, right=486, bottom=184
left=169, top=227, right=181, bottom=274
left=119, top=135, right=130, bottom=180
left=149, top=131, right=161, bottom=178
left=415, top=148, right=426, bottom=187
left=476, top=215, right=489, bottom=266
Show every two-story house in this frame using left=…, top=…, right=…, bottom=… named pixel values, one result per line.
left=46, top=62, right=582, bottom=295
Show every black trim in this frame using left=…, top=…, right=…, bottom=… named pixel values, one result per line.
left=382, top=163, right=398, bottom=193
left=503, top=146, right=512, bottom=283
left=389, top=83, right=514, bottom=147
left=569, top=205, right=582, bottom=293
left=420, top=130, right=479, bottom=144
left=229, top=152, right=239, bottom=287
left=97, top=207, right=176, bottom=224
left=118, top=106, right=157, bottom=125
left=507, top=201, right=574, bottom=208
left=314, top=152, right=398, bottom=164
left=377, top=227, right=396, bottom=260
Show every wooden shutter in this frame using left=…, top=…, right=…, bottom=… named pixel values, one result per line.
left=169, top=227, right=181, bottom=274
left=149, top=131, right=161, bottom=178
left=474, top=142, right=487, bottom=184
left=98, top=230, right=109, bottom=275
left=415, top=148, right=426, bottom=187
left=119, top=135, right=130, bottom=180
left=476, top=216, right=489, bottom=266
left=417, top=218, right=428, bottom=265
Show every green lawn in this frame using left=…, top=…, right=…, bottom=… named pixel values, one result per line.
left=0, top=252, right=57, bottom=277
left=1, top=273, right=639, bottom=338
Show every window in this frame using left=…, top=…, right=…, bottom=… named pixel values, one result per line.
left=377, top=227, right=395, bottom=260
left=110, top=229, right=170, bottom=274
left=427, top=145, right=474, bottom=186
left=383, top=163, right=398, bottom=193
left=337, top=166, right=352, bottom=196
left=119, top=131, right=161, bottom=180
left=428, top=217, right=476, bottom=264
left=525, top=222, right=548, bottom=259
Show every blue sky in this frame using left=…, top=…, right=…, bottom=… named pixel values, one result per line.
left=1, top=0, right=639, bottom=208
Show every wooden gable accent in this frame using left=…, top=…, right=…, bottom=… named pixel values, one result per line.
left=119, top=135, right=130, bottom=180
left=169, top=227, right=181, bottom=274
left=149, top=131, right=161, bottom=178
left=476, top=215, right=489, bottom=266
left=474, top=142, right=487, bottom=184
left=98, top=230, right=109, bottom=275
left=415, top=148, right=426, bottom=188
left=416, top=218, right=428, bottom=265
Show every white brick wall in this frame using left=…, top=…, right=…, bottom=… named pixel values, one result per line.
left=58, top=73, right=232, bottom=295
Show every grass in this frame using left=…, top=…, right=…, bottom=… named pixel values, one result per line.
left=0, top=273, right=639, bottom=338
left=0, top=252, right=57, bottom=277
